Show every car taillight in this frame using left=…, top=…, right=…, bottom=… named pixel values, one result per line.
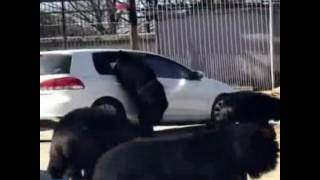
left=40, top=77, right=85, bottom=90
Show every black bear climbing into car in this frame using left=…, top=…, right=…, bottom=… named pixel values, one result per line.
left=113, top=51, right=168, bottom=137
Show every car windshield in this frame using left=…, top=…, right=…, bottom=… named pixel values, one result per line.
left=40, top=54, right=72, bottom=75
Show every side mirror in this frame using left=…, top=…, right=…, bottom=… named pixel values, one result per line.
left=190, top=70, right=204, bottom=80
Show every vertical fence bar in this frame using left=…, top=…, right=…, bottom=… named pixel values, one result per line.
left=61, top=0, right=67, bottom=49
left=155, top=14, right=160, bottom=53
left=269, top=0, right=275, bottom=89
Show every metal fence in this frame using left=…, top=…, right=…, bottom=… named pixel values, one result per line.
left=40, top=0, right=280, bottom=90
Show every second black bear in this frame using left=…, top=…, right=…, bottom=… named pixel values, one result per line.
left=210, top=91, right=280, bottom=127
left=47, top=107, right=141, bottom=180
left=92, top=123, right=279, bottom=180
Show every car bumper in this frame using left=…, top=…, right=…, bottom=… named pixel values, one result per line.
left=40, top=91, right=91, bottom=122
left=40, top=116, right=61, bottom=122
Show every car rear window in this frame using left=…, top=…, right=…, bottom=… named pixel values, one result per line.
left=40, top=54, right=72, bottom=75
left=92, top=52, right=118, bottom=75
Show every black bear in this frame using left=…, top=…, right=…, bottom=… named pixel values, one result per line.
left=210, top=91, right=280, bottom=127
left=47, top=107, right=141, bottom=180
left=114, top=51, right=168, bottom=137
left=92, top=123, right=279, bottom=180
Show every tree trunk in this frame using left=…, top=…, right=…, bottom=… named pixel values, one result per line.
left=128, top=0, right=139, bottom=50
left=107, top=8, right=117, bottom=34
left=105, top=0, right=117, bottom=34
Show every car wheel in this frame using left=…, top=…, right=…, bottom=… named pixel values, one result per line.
left=92, top=97, right=126, bottom=120
left=212, top=98, right=225, bottom=122
left=208, top=94, right=226, bottom=127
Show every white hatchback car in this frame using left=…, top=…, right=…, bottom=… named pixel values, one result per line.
left=40, top=49, right=235, bottom=125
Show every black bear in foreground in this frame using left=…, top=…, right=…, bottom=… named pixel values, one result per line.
left=114, top=51, right=168, bottom=137
left=47, top=108, right=141, bottom=180
left=210, top=91, right=280, bottom=127
left=92, top=123, right=279, bottom=180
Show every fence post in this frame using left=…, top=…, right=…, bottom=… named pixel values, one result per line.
left=269, top=0, right=274, bottom=89
left=61, top=0, right=67, bottom=49
left=155, top=18, right=160, bottom=54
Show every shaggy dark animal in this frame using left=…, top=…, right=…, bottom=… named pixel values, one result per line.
left=47, top=107, right=141, bottom=180
left=210, top=91, right=280, bottom=127
left=114, top=51, right=168, bottom=137
left=92, top=123, right=279, bottom=180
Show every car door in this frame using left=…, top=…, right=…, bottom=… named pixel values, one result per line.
left=89, top=52, right=139, bottom=120
left=142, top=54, right=210, bottom=122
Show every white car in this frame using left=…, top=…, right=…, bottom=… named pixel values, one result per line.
left=40, top=49, right=235, bottom=125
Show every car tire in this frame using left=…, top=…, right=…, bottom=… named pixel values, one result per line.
left=92, top=97, right=127, bottom=120
left=208, top=94, right=226, bottom=127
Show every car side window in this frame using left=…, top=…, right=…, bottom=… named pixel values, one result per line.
left=143, top=55, right=191, bottom=79
left=92, top=52, right=118, bottom=75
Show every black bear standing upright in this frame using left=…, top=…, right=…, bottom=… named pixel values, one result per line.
left=114, top=51, right=168, bottom=137
left=47, top=107, right=141, bottom=180
left=211, top=91, right=280, bottom=127
left=92, top=123, right=279, bottom=180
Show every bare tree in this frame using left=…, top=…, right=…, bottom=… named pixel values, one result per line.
left=40, top=11, right=59, bottom=37
left=40, top=11, right=53, bottom=25
left=67, top=0, right=117, bottom=34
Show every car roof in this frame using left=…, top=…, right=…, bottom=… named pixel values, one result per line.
left=40, top=48, right=159, bottom=56
left=40, top=48, right=193, bottom=71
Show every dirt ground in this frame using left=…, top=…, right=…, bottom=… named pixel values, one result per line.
left=40, top=126, right=280, bottom=180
